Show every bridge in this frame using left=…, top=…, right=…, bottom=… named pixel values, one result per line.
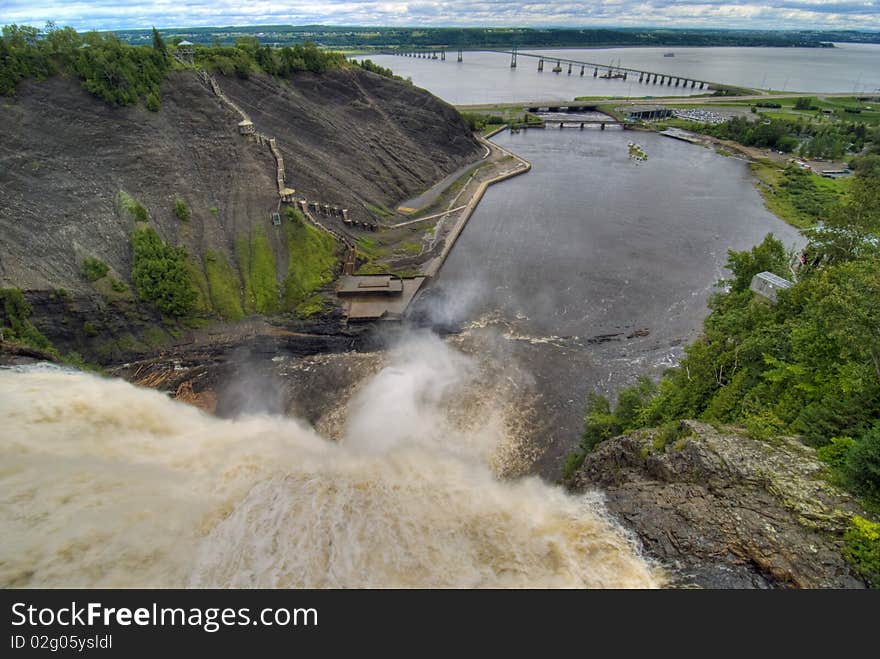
left=527, top=119, right=633, bottom=130
left=386, top=47, right=713, bottom=91
left=507, top=49, right=712, bottom=90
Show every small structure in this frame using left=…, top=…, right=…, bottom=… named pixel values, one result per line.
left=174, top=40, right=195, bottom=65
left=238, top=119, right=255, bottom=135
left=749, top=271, right=793, bottom=303
left=820, top=168, right=852, bottom=179
left=337, top=274, right=428, bottom=322
left=271, top=212, right=281, bottom=226
left=626, top=105, right=673, bottom=121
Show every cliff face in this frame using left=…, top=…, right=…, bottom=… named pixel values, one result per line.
left=0, top=67, right=480, bottom=358
left=571, top=421, right=867, bottom=588
left=0, top=67, right=479, bottom=294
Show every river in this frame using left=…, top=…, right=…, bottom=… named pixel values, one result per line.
left=361, top=43, right=880, bottom=103
left=432, top=127, right=802, bottom=473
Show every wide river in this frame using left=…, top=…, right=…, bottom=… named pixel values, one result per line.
left=362, top=43, right=880, bottom=103
left=433, top=127, right=802, bottom=474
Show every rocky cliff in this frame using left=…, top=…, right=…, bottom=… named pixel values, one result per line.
left=570, top=421, right=868, bottom=588
left=0, top=67, right=480, bottom=360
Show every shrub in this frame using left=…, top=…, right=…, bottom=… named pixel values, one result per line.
left=843, top=516, right=880, bottom=587
left=173, top=196, right=190, bottom=222
left=119, top=191, right=149, bottom=222
left=653, top=420, right=692, bottom=451
left=0, top=288, right=55, bottom=353
left=81, top=256, right=109, bottom=281
left=816, top=436, right=856, bottom=471
left=145, top=91, right=160, bottom=111
left=561, top=451, right=586, bottom=482
left=581, top=393, right=620, bottom=452
left=130, top=227, right=197, bottom=316
left=744, top=410, right=786, bottom=441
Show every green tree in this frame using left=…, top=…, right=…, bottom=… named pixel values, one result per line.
left=131, top=227, right=196, bottom=316
left=151, top=27, right=167, bottom=57
left=725, top=233, right=790, bottom=292
left=845, top=424, right=880, bottom=498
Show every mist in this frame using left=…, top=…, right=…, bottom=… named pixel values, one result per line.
left=0, top=336, right=661, bottom=588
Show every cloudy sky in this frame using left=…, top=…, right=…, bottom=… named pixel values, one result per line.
left=2, top=1, right=879, bottom=32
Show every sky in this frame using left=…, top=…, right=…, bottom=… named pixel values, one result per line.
left=1, top=1, right=879, bottom=32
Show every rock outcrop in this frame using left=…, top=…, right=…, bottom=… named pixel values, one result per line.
left=571, top=421, right=867, bottom=588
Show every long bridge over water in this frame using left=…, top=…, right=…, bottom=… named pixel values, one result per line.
left=386, top=47, right=713, bottom=91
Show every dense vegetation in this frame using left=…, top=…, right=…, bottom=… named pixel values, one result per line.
left=1, top=23, right=348, bottom=105
left=0, top=288, right=55, bottom=353
left=1, top=23, right=170, bottom=106
left=693, top=114, right=878, bottom=160
left=80, top=256, right=109, bottom=282
left=354, top=58, right=400, bottom=80
left=130, top=226, right=197, bottom=316
left=460, top=112, right=505, bottom=132
left=195, top=38, right=346, bottom=77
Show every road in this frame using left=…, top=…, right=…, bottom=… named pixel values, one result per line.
left=456, top=91, right=869, bottom=113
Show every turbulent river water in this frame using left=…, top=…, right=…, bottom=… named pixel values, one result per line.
left=0, top=341, right=660, bottom=588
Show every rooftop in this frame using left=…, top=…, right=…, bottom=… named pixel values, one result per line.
left=337, top=275, right=428, bottom=321
left=337, top=275, right=404, bottom=296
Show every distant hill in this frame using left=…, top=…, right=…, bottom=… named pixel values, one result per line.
left=109, top=26, right=880, bottom=49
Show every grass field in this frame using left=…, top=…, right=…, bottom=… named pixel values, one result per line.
left=750, top=159, right=849, bottom=229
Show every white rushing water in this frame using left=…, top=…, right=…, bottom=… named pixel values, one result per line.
left=0, top=336, right=660, bottom=588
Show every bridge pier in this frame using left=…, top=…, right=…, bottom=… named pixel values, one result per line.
left=593, top=67, right=598, bottom=77
left=699, top=82, right=705, bottom=89
left=690, top=79, right=696, bottom=88
left=600, top=123, right=606, bottom=130
left=653, top=74, right=658, bottom=84
left=567, top=62, right=572, bottom=74
left=639, top=72, right=644, bottom=83
left=580, top=65, right=584, bottom=76
left=441, top=50, right=445, bottom=61
left=510, top=46, right=516, bottom=68
left=580, top=122, right=584, bottom=130
left=623, top=71, right=628, bottom=80
left=559, top=121, right=564, bottom=129
left=457, top=49, right=463, bottom=62
left=538, top=58, right=544, bottom=72
left=675, top=78, right=680, bottom=86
